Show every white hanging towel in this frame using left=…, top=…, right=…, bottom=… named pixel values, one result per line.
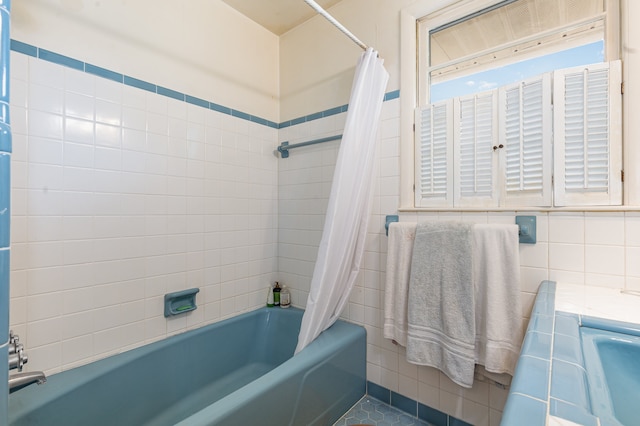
left=406, top=222, right=476, bottom=388
left=473, top=224, right=523, bottom=376
left=383, top=222, right=417, bottom=347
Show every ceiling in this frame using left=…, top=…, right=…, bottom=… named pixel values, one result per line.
left=221, top=0, right=343, bottom=35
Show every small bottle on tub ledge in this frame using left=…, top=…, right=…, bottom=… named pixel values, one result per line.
left=280, top=285, right=291, bottom=308
left=273, top=282, right=281, bottom=306
left=266, top=284, right=274, bottom=307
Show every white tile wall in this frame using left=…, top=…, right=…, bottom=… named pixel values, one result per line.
left=277, top=97, right=640, bottom=426
left=10, top=49, right=640, bottom=426
left=9, top=52, right=279, bottom=374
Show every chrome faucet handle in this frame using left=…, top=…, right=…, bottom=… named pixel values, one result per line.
left=9, top=342, right=23, bottom=355
left=9, top=346, right=28, bottom=371
left=9, top=330, right=18, bottom=345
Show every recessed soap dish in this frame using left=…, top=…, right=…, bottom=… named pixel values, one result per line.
left=164, top=288, right=200, bottom=317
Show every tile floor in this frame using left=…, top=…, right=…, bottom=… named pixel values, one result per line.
left=334, top=396, right=432, bottom=426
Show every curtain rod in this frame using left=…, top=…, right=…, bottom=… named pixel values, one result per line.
left=304, top=0, right=368, bottom=51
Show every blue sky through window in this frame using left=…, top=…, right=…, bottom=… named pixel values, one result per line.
left=430, top=40, right=604, bottom=103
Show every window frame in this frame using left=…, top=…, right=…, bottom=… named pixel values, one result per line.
left=400, top=0, right=622, bottom=210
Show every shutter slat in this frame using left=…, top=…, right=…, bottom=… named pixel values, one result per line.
left=554, top=60, right=622, bottom=206
left=415, top=100, right=454, bottom=206
left=500, top=72, right=552, bottom=205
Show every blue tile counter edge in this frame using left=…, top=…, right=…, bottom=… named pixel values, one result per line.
left=10, top=39, right=400, bottom=131
left=502, top=280, right=602, bottom=426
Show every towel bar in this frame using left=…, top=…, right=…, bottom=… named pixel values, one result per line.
left=385, top=215, right=399, bottom=236
left=515, top=216, right=536, bottom=244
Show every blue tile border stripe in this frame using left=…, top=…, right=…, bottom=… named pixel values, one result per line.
left=10, top=39, right=36, bottom=57
left=366, top=380, right=470, bottom=426
left=38, top=49, right=83, bottom=71
left=85, top=63, right=123, bottom=83
left=384, top=89, right=400, bottom=101
left=123, top=75, right=156, bottom=93
left=279, top=103, right=350, bottom=129
left=185, top=95, right=209, bottom=109
left=157, top=85, right=184, bottom=101
left=9, top=39, right=399, bottom=133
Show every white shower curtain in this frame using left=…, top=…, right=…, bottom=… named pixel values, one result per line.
left=295, top=48, right=389, bottom=354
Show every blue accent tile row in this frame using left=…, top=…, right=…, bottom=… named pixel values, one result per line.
left=418, top=403, right=448, bottom=426
left=10, top=39, right=400, bottom=132
left=9, top=40, right=279, bottom=129
left=367, top=380, right=390, bottom=403
left=185, top=95, right=209, bottom=109
left=9, top=39, right=36, bottom=57
left=450, top=417, right=474, bottom=426
left=123, top=75, right=155, bottom=93
left=391, top=391, right=417, bottom=416
left=86, top=63, right=123, bottom=83
left=366, top=381, right=472, bottom=426
left=279, top=103, right=350, bottom=129
left=336, top=396, right=430, bottom=426
left=157, top=85, right=184, bottom=101
left=384, top=89, right=400, bottom=101
left=39, top=49, right=83, bottom=71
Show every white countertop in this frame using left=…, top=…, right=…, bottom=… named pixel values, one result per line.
left=554, top=282, right=640, bottom=324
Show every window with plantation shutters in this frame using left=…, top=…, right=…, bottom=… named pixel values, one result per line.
left=415, top=100, right=453, bottom=207
left=413, top=60, right=621, bottom=208
left=499, top=74, right=552, bottom=207
left=554, top=60, right=622, bottom=206
left=454, top=92, right=499, bottom=207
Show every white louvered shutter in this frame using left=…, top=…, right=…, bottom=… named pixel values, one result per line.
left=454, top=91, right=499, bottom=207
left=554, top=61, right=622, bottom=206
left=499, top=73, right=553, bottom=207
left=415, top=100, right=453, bottom=207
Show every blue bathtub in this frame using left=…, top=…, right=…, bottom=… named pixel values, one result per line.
left=8, top=307, right=366, bottom=425
left=581, top=318, right=640, bottom=426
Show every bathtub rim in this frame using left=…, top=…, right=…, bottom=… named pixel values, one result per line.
left=9, top=307, right=287, bottom=413
left=8, top=306, right=366, bottom=425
